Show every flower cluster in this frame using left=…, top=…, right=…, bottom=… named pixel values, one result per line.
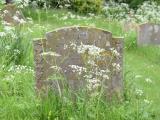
left=1, top=9, right=26, bottom=25
left=66, top=41, right=120, bottom=95
left=77, top=43, right=105, bottom=56
left=14, top=0, right=30, bottom=8
left=50, top=66, right=62, bottom=72
left=135, top=88, right=143, bottom=97
left=103, top=1, right=130, bottom=21
left=0, top=25, right=16, bottom=38
left=2, top=74, right=15, bottom=81
left=41, top=51, right=61, bottom=57
left=69, top=65, right=87, bottom=75
left=103, top=1, right=160, bottom=23
left=135, top=1, right=160, bottom=23
left=8, top=65, right=34, bottom=73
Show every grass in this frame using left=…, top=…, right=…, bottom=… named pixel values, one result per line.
left=0, top=6, right=160, bottom=120
left=125, top=46, right=160, bottom=116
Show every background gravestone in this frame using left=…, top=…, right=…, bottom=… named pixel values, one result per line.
left=33, top=26, right=123, bottom=98
left=123, top=21, right=138, bottom=32
left=138, top=23, right=160, bottom=45
left=6, top=0, right=13, bottom=4
left=0, top=4, right=25, bottom=25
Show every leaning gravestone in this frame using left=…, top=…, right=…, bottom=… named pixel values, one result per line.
left=33, top=26, right=123, bottom=98
left=138, top=23, right=160, bottom=45
left=0, top=4, right=26, bottom=25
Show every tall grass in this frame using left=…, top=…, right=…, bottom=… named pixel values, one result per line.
left=0, top=7, right=159, bottom=120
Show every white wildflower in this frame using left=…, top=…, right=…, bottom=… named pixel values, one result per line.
left=135, top=75, right=142, bottom=78
left=41, top=52, right=61, bottom=57
left=145, top=78, right=153, bottom=83
left=19, top=19, right=26, bottom=24
left=3, top=75, right=15, bottom=81
left=135, top=89, right=143, bottom=96
left=8, top=65, right=33, bottom=73
left=102, top=74, right=109, bottom=79
left=14, top=49, right=20, bottom=55
left=69, top=42, right=77, bottom=50
left=110, top=48, right=120, bottom=56
left=112, top=63, right=121, bottom=71
left=87, top=59, right=97, bottom=66
left=0, top=32, right=6, bottom=37
left=50, top=66, right=62, bottom=72
left=62, top=16, right=68, bottom=20
left=5, top=45, right=11, bottom=50
left=87, top=78, right=101, bottom=91
left=3, top=10, right=9, bottom=14
left=13, top=15, right=20, bottom=22
left=1, top=21, right=11, bottom=26
left=69, top=65, right=86, bottom=75
left=64, top=44, right=68, bottom=50
left=76, top=43, right=105, bottom=56
left=144, top=99, right=151, bottom=104
left=4, top=26, right=14, bottom=32
left=13, top=15, right=26, bottom=24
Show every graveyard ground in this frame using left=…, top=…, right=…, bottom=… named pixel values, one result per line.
left=0, top=7, right=160, bottom=120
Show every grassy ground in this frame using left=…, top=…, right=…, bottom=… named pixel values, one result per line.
left=0, top=6, right=160, bottom=120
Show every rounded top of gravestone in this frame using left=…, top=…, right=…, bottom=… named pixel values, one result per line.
left=46, top=26, right=112, bottom=36
left=139, top=23, right=160, bottom=27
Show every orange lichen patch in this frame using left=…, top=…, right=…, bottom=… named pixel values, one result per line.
left=99, top=51, right=112, bottom=57
left=95, top=60, right=107, bottom=66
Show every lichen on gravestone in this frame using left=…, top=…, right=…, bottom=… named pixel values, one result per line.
left=33, top=26, right=123, bottom=99
left=138, top=23, right=160, bottom=45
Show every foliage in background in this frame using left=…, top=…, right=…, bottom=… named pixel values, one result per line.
left=106, top=0, right=149, bottom=9
left=29, top=0, right=103, bottom=14
left=103, top=1, right=160, bottom=23
left=103, top=1, right=131, bottom=21
left=105, top=0, right=160, bottom=9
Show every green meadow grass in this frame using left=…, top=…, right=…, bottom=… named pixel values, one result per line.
left=0, top=7, right=160, bottom=120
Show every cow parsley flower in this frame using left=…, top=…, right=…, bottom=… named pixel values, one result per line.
left=135, top=89, right=143, bottom=96
left=145, top=78, right=153, bottom=84
left=69, top=65, right=87, bottom=75
left=50, top=66, right=62, bottom=72
left=0, top=32, right=6, bottom=37
left=41, top=52, right=61, bottom=57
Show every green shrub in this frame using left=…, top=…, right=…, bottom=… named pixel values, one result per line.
left=29, top=0, right=104, bottom=14
left=105, top=0, right=149, bottom=9
left=70, top=0, right=103, bottom=14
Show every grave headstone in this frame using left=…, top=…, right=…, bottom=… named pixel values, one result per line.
left=138, top=23, right=160, bottom=45
left=123, top=21, right=138, bottom=32
left=33, top=26, right=123, bottom=98
left=0, top=4, right=26, bottom=25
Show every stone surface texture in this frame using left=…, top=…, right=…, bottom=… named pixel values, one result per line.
left=138, top=23, right=160, bottom=45
left=33, top=26, right=123, bottom=97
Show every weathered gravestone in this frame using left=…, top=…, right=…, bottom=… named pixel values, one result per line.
left=138, top=23, right=160, bottom=45
left=123, top=21, right=138, bottom=32
left=0, top=4, right=26, bottom=25
left=33, top=26, right=123, bottom=98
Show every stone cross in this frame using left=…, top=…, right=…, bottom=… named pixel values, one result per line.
left=33, top=26, right=123, bottom=98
